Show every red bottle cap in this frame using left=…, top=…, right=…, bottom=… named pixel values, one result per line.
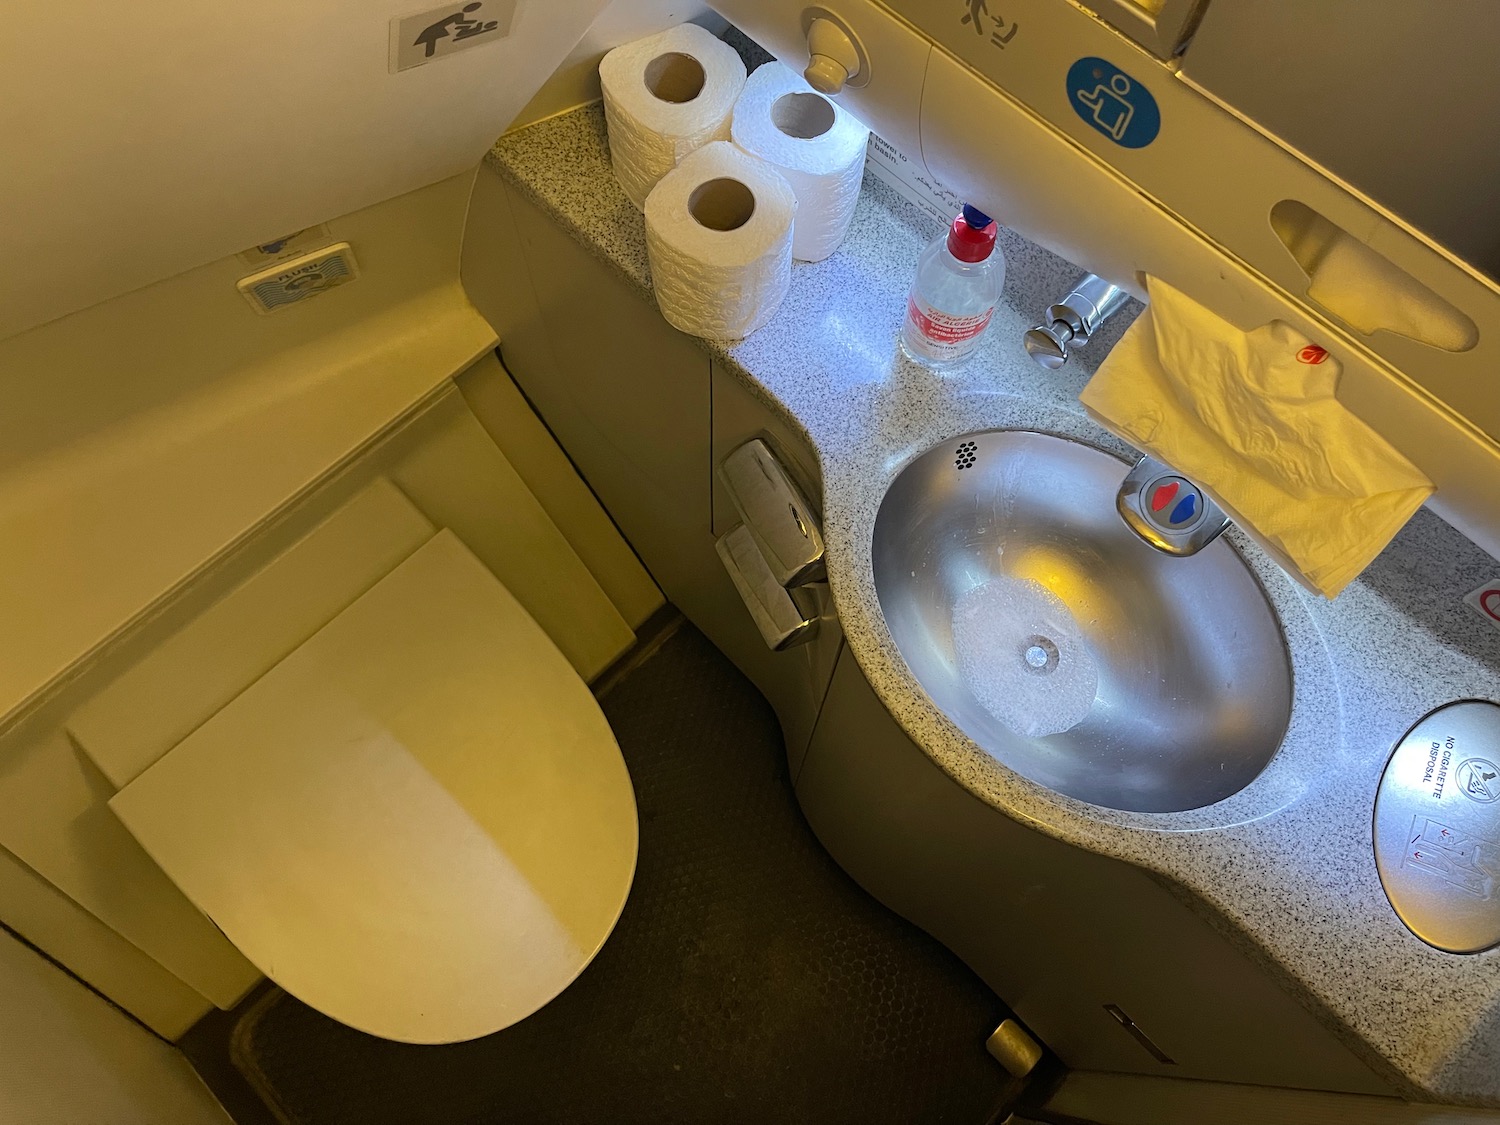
left=946, top=211, right=997, bottom=263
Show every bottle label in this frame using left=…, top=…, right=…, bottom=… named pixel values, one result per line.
left=906, top=298, right=994, bottom=358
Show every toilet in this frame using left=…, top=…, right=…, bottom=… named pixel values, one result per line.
left=70, top=487, right=639, bottom=1045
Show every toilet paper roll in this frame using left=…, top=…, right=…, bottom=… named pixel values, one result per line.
left=599, top=24, right=747, bottom=210
left=645, top=141, right=796, bottom=341
left=730, top=63, right=871, bottom=262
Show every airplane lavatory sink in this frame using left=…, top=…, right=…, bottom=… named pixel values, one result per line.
left=872, top=431, right=1292, bottom=814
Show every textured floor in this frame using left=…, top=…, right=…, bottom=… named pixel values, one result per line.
left=232, top=621, right=1014, bottom=1125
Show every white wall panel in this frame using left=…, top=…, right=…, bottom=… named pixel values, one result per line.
left=0, top=173, right=495, bottom=724
left=0, top=0, right=607, bottom=339
left=0, top=927, right=231, bottom=1124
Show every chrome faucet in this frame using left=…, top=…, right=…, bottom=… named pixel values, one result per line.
left=1117, top=455, right=1231, bottom=556
left=1024, top=275, right=1223, bottom=555
left=1024, top=273, right=1131, bottom=370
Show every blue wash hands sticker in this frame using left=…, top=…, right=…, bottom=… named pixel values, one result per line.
left=1066, top=57, right=1160, bottom=148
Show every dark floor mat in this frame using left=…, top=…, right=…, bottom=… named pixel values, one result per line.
left=232, top=621, right=1014, bottom=1125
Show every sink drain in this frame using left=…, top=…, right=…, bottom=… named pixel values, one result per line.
left=950, top=577, right=1098, bottom=738
left=1021, top=635, right=1060, bottom=675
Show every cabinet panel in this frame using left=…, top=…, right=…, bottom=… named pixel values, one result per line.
left=477, top=176, right=843, bottom=764
left=711, top=360, right=842, bottom=771
left=1084, top=0, right=1206, bottom=59
left=1181, top=0, right=1500, bottom=282
left=0, top=839, right=213, bottom=1040
left=1045, top=1070, right=1444, bottom=1125
left=455, top=354, right=664, bottom=631
left=797, top=650, right=1393, bottom=1094
left=486, top=182, right=712, bottom=557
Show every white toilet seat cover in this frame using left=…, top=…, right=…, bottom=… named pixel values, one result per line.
left=109, top=531, right=638, bottom=1044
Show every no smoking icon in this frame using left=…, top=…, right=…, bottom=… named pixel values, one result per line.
left=1466, top=581, right=1500, bottom=631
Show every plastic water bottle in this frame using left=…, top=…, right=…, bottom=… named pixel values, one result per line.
left=899, top=204, right=1005, bottom=370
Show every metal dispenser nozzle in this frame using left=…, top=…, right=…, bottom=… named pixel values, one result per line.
left=1024, top=273, right=1131, bottom=370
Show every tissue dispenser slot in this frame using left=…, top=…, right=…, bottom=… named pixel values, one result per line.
left=1271, top=200, right=1478, bottom=352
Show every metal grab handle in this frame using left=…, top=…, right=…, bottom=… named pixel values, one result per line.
left=715, top=525, right=818, bottom=650
left=718, top=439, right=825, bottom=588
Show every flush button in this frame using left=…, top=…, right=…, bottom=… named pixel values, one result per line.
left=1374, top=701, right=1500, bottom=953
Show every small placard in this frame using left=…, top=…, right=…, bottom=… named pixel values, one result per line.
left=1466, top=581, right=1500, bottom=632
left=237, top=243, right=359, bottom=314
left=236, top=225, right=332, bottom=268
left=390, top=0, right=517, bottom=73
left=863, top=132, right=963, bottom=232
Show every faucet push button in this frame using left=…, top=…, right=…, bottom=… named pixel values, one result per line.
left=1117, top=456, right=1229, bottom=556
left=1142, top=475, right=1204, bottom=531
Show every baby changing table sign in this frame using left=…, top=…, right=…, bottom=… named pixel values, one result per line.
left=390, top=0, right=516, bottom=72
left=1066, top=57, right=1160, bottom=149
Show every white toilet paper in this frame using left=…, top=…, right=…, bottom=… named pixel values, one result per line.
left=644, top=141, right=796, bottom=341
left=730, top=63, right=871, bottom=262
left=599, top=24, right=747, bottom=210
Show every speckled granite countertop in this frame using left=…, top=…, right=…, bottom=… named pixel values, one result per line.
left=488, top=103, right=1500, bottom=1103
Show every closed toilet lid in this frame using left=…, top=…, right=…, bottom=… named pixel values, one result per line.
left=109, top=530, right=637, bottom=1044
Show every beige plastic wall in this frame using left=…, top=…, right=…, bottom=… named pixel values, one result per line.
left=0, top=0, right=609, bottom=340
left=0, top=171, right=496, bottom=728
left=0, top=927, right=232, bottom=1125
left=0, top=168, right=486, bottom=1034
left=509, top=1, right=726, bottom=130
left=0, top=170, right=497, bottom=1035
left=0, top=0, right=677, bottom=1045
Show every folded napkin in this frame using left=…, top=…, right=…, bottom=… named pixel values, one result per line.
left=1079, top=277, right=1433, bottom=597
left=1306, top=232, right=1476, bottom=351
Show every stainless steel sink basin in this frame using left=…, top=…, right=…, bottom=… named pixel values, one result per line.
left=872, top=431, right=1292, bottom=813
